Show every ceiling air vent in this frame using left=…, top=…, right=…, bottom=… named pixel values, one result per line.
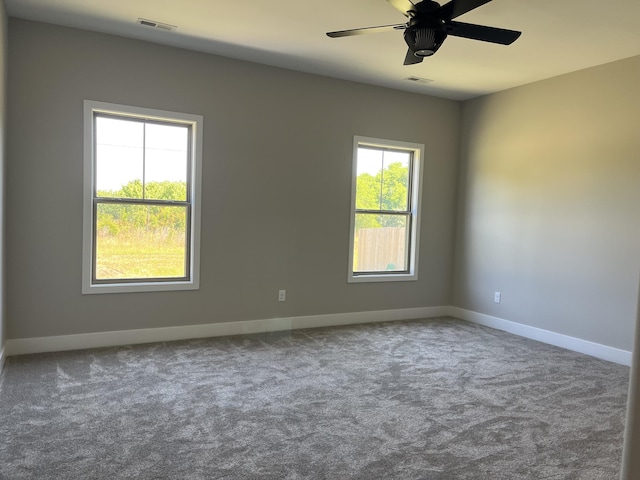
left=405, top=76, right=433, bottom=84
left=137, top=18, right=177, bottom=32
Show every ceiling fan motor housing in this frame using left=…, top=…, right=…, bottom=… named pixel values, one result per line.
left=404, top=23, right=447, bottom=57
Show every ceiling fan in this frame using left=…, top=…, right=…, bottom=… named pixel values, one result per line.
left=326, top=0, right=521, bottom=65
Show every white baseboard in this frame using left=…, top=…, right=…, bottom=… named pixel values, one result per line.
left=0, top=346, right=5, bottom=373
left=5, top=306, right=631, bottom=366
left=450, top=307, right=632, bottom=366
left=5, top=306, right=450, bottom=356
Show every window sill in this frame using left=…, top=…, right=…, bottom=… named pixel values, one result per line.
left=82, top=280, right=199, bottom=295
left=348, top=273, right=418, bottom=284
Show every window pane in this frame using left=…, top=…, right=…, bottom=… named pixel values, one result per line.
left=144, top=124, right=189, bottom=201
left=95, top=203, right=187, bottom=280
left=95, top=117, right=144, bottom=198
left=355, top=148, right=383, bottom=210
left=353, top=213, right=409, bottom=273
left=381, top=151, right=410, bottom=211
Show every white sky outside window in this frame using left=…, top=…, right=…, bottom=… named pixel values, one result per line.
left=357, top=148, right=410, bottom=177
left=95, top=117, right=188, bottom=193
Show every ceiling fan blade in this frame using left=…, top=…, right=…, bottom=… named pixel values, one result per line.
left=447, top=21, right=521, bottom=44
left=386, top=0, right=416, bottom=16
left=438, top=0, right=492, bottom=20
left=403, top=48, right=423, bottom=65
left=327, top=24, right=406, bottom=38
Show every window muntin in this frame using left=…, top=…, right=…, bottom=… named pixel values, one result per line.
left=83, top=101, right=202, bottom=294
left=348, top=137, right=423, bottom=283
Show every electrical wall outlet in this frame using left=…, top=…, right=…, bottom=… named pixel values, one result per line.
left=494, top=292, right=501, bottom=304
left=278, top=290, right=286, bottom=302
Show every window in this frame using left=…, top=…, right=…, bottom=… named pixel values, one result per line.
left=82, top=101, right=203, bottom=294
left=348, top=136, right=423, bottom=283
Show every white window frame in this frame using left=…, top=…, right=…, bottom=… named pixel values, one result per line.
left=82, top=100, right=203, bottom=294
left=348, top=136, right=424, bottom=283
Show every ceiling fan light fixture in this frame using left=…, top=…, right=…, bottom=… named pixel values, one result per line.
left=404, top=25, right=446, bottom=58
left=415, top=27, right=436, bottom=49
left=414, top=49, right=435, bottom=57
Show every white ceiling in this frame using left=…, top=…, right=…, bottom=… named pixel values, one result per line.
left=5, top=0, right=640, bottom=100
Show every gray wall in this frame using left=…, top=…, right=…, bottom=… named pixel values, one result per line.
left=6, top=19, right=460, bottom=339
left=454, top=56, right=640, bottom=351
left=621, top=278, right=640, bottom=478
left=0, top=1, right=7, bottom=355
